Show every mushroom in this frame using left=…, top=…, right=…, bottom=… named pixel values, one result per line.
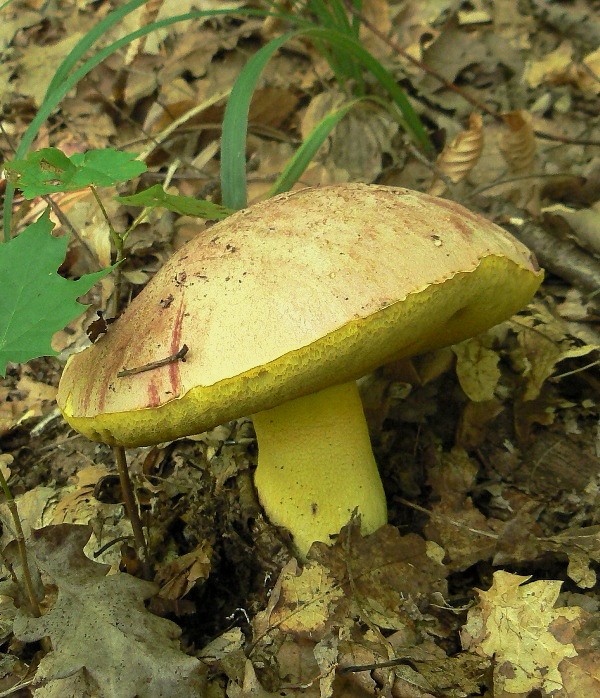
left=57, top=184, right=543, bottom=557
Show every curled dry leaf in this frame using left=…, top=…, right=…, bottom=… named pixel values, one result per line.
left=499, top=110, right=536, bottom=175
left=428, top=113, right=484, bottom=196
left=155, top=542, right=213, bottom=601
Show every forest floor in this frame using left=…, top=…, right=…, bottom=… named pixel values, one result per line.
left=1, top=0, right=600, bottom=696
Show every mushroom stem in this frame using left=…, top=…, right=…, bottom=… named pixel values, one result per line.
left=252, top=381, right=387, bottom=557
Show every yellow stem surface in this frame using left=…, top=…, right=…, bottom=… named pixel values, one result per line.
left=252, top=381, right=387, bottom=557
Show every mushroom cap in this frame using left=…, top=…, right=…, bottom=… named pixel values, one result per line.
left=57, top=184, right=543, bottom=446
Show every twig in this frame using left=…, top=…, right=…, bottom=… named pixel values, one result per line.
left=93, top=535, right=134, bottom=558
left=112, top=446, right=151, bottom=578
left=117, top=344, right=188, bottom=377
left=0, top=470, right=41, bottom=617
left=498, top=202, right=600, bottom=295
left=466, top=172, right=578, bottom=199
left=0, top=678, right=35, bottom=697
left=395, top=496, right=499, bottom=539
left=343, top=1, right=499, bottom=119
left=340, top=657, right=415, bottom=674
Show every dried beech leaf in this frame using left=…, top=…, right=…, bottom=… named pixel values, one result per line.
left=13, top=524, right=205, bottom=697
left=499, top=110, right=536, bottom=175
left=429, top=113, right=484, bottom=196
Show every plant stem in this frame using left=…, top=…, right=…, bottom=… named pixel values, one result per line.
left=0, top=470, right=41, bottom=617
left=112, top=446, right=151, bottom=578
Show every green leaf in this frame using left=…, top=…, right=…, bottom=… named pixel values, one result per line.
left=116, top=185, right=234, bottom=220
left=4, top=148, right=147, bottom=198
left=0, top=212, right=112, bottom=375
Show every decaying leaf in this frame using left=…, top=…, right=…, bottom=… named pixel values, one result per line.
left=155, top=542, right=213, bottom=600
left=545, top=526, right=600, bottom=589
left=453, top=335, right=501, bottom=402
left=0, top=466, right=133, bottom=570
left=499, top=110, right=536, bottom=176
left=429, top=113, right=483, bottom=196
left=425, top=448, right=498, bottom=570
left=13, top=525, right=205, bottom=697
left=253, top=558, right=343, bottom=641
left=516, top=329, right=599, bottom=401
left=461, top=571, right=580, bottom=696
left=310, top=522, right=448, bottom=631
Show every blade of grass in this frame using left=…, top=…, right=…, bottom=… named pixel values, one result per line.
left=300, top=0, right=364, bottom=90
left=221, top=27, right=432, bottom=209
left=267, top=96, right=385, bottom=197
left=221, top=32, right=294, bottom=210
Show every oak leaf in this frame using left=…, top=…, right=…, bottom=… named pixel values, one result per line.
left=13, top=525, right=205, bottom=697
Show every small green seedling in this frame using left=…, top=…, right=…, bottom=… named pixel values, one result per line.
left=4, top=148, right=147, bottom=198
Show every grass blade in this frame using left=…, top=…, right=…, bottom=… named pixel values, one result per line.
left=221, top=27, right=431, bottom=209
left=221, top=32, right=297, bottom=210
left=267, top=97, right=378, bottom=197
left=43, top=0, right=148, bottom=103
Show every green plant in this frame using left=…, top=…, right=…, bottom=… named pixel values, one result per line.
left=4, top=0, right=431, bottom=227
left=220, top=1, right=433, bottom=208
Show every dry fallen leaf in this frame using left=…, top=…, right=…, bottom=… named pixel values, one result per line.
left=13, top=524, right=205, bottom=697
left=461, top=571, right=580, bottom=696
left=429, top=112, right=484, bottom=196
left=499, top=110, right=536, bottom=176
left=155, top=542, right=213, bottom=600
left=453, top=335, right=501, bottom=402
left=310, top=522, right=448, bottom=632
left=253, top=558, right=343, bottom=641
left=425, top=448, right=498, bottom=570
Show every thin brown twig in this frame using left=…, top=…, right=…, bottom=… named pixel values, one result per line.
left=117, top=344, right=189, bottom=377
left=112, top=446, right=151, bottom=579
left=0, top=470, right=41, bottom=617
left=343, top=1, right=499, bottom=118
left=340, top=657, right=415, bottom=675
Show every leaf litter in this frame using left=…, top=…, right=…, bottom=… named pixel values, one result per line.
left=1, top=0, right=600, bottom=695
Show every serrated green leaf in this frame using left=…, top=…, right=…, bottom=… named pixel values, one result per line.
left=0, top=212, right=112, bottom=375
left=4, top=148, right=147, bottom=198
left=116, top=185, right=233, bottom=220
